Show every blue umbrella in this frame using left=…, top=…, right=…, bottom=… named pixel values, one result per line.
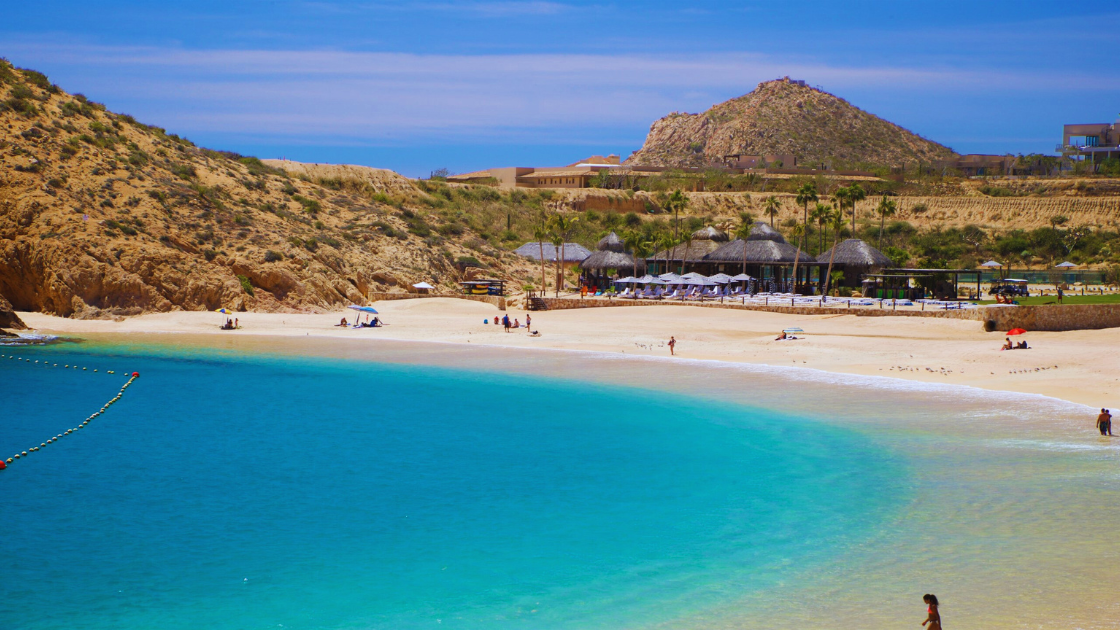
left=348, top=305, right=379, bottom=314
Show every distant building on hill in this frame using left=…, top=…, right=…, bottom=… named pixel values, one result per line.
left=447, top=154, right=621, bottom=188
left=721, top=153, right=797, bottom=169
left=1060, top=119, right=1120, bottom=166
left=933, top=154, right=1015, bottom=177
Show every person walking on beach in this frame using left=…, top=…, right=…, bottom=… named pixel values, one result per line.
left=1057, top=286, right=1064, bottom=304
left=525, top=314, right=531, bottom=330
left=921, top=594, right=941, bottom=630
left=1097, top=409, right=1112, bottom=436
left=668, top=336, right=676, bottom=356
left=502, top=314, right=510, bottom=332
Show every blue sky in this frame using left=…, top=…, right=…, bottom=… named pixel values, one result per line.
left=2, top=1, right=1117, bottom=176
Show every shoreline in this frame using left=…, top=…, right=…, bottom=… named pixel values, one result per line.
left=17, top=297, right=1120, bottom=410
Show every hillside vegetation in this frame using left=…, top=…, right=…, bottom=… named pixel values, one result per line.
left=0, top=59, right=565, bottom=316
left=627, top=78, right=957, bottom=169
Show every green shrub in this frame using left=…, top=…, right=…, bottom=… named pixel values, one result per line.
left=264, top=249, right=283, bottom=262
left=19, top=68, right=52, bottom=90
left=303, top=238, right=318, bottom=252
left=203, top=249, right=218, bottom=261
left=9, top=85, right=34, bottom=100
left=171, top=164, right=197, bottom=180
left=237, top=274, right=255, bottom=296
left=292, top=194, right=321, bottom=214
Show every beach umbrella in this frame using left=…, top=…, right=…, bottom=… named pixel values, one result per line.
left=731, top=273, right=753, bottom=281
left=347, top=305, right=379, bottom=314
left=637, top=274, right=657, bottom=283
left=642, top=277, right=667, bottom=285
left=215, top=308, right=235, bottom=314
left=615, top=276, right=638, bottom=284
left=685, top=277, right=716, bottom=286
left=679, top=272, right=708, bottom=283
left=783, top=327, right=804, bottom=334
left=708, top=273, right=734, bottom=284
left=979, top=260, right=1003, bottom=268
left=412, top=281, right=435, bottom=290
left=1054, top=261, right=1077, bottom=268
left=1007, top=328, right=1027, bottom=335
left=658, top=272, right=682, bottom=283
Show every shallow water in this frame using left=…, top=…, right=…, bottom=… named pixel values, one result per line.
left=2, top=336, right=1119, bottom=629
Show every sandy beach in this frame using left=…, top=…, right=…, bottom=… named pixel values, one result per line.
left=17, top=297, right=1120, bottom=411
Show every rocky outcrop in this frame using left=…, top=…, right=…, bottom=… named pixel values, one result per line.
left=0, top=60, right=533, bottom=317
left=0, top=294, right=26, bottom=330
left=627, top=77, right=957, bottom=169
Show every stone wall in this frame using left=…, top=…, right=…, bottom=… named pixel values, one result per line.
left=367, top=292, right=507, bottom=310
left=537, top=297, right=1120, bottom=332
left=963, top=304, right=1120, bottom=332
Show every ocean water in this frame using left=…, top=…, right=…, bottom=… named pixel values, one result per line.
left=1, top=341, right=901, bottom=630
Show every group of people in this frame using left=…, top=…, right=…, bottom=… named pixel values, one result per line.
left=220, top=318, right=239, bottom=330
left=337, top=316, right=382, bottom=328
left=487, top=313, right=531, bottom=333
left=1000, top=337, right=1029, bottom=350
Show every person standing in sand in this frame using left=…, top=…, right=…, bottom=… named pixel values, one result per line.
left=921, top=594, right=941, bottom=630
left=668, top=336, right=676, bottom=356
left=1097, top=409, right=1112, bottom=436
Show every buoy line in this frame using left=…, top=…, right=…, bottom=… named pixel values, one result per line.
left=0, top=353, right=139, bottom=472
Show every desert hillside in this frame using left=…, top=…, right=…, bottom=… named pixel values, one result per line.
left=0, top=59, right=545, bottom=317
left=627, top=77, right=957, bottom=168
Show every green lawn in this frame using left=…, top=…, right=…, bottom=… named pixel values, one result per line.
left=974, top=293, right=1120, bottom=306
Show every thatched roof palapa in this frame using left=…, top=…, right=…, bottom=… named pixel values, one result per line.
left=703, top=239, right=811, bottom=264
left=691, top=226, right=729, bottom=242
left=651, top=225, right=728, bottom=262
left=580, top=250, right=640, bottom=271
left=581, top=231, right=640, bottom=270
left=816, top=239, right=893, bottom=267
left=514, top=242, right=592, bottom=263
left=747, top=222, right=787, bottom=243
left=597, top=231, right=625, bottom=252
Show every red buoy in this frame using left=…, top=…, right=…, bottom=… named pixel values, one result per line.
left=0, top=461, right=6, bottom=470
left=132, top=372, right=139, bottom=377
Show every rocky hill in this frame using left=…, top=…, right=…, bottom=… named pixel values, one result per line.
left=627, top=77, right=957, bottom=169
left=0, top=59, right=538, bottom=318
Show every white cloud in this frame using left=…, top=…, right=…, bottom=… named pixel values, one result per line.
left=3, top=42, right=1116, bottom=145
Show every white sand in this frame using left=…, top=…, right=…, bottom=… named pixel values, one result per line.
left=18, top=298, right=1120, bottom=409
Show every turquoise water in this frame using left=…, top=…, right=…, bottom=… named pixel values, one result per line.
left=1, top=343, right=904, bottom=630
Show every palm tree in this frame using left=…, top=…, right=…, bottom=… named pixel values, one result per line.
left=764, top=195, right=781, bottom=228
left=811, top=202, right=831, bottom=254
left=549, top=214, right=577, bottom=296
left=679, top=229, right=695, bottom=274
left=549, top=232, right=563, bottom=297
left=790, top=223, right=806, bottom=294
left=847, top=183, right=866, bottom=235
left=627, top=232, right=653, bottom=278
left=833, top=186, right=850, bottom=236
left=795, top=182, right=819, bottom=228
left=875, top=197, right=898, bottom=250
left=656, top=232, right=676, bottom=274
left=666, top=189, right=687, bottom=240
left=823, top=209, right=845, bottom=295
left=734, top=212, right=755, bottom=275
left=532, top=222, right=549, bottom=295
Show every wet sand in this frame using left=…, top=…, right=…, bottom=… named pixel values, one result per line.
left=18, top=297, right=1120, bottom=410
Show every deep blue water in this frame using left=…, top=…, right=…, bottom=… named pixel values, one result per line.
left=1, top=343, right=905, bottom=629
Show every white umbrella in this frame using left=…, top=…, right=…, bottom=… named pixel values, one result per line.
left=679, top=272, right=708, bottom=282
left=658, top=272, right=681, bottom=282
left=685, top=277, right=716, bottom=286
left=731, top=273, right=753, bottom=281
left=1054, top=261, right=1077, bottom=268
left=979, top=260, right=1002, bottom=268
left=643, top=277, right=667, bottom=285
left=615, top=276, right=639, bottom=283
left=709, top=273, right=733, bottom=284
left=412, top=281, right=435, bottom=289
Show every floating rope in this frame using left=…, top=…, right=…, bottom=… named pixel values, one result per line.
left=0, top=352, right=138, bottom=471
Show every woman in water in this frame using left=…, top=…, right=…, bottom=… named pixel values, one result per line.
left=921, top=594, right=941, bottom=630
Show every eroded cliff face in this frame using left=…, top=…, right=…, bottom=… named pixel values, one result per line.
left=627, top=78, right=957, bottom=168
left=0, top=293, right=25, bottom=330
left=0, top=60, right=528, bottom=317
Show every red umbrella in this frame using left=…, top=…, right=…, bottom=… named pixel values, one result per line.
left=1007, top=328, right=1027, bottom=335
